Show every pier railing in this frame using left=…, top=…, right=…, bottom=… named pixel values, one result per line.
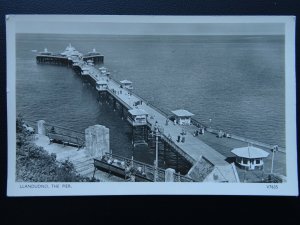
left=190, top=118, right=285, bottom=153
left=24, top=119, right=85, bottom=148
left=159, top=134, right=196, bottom=165
left=105, top=153, right=194, bottom=182
left=106, top=89, right=132, bottom=109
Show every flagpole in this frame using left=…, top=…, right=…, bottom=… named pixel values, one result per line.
left=154, top=124, right=159, bottom=182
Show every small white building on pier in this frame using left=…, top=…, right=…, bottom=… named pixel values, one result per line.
left=171, top=109, right=194, bottom=125
left=120, top=80, right=133, bottom=90
left=96, top=80, right=108, bottom=91
left=87, top=48, right=100, bottom=56
left=231, top=146, right=269, bottom=170
left=99, top=66, right=108, bottom=75
left=128, top=109, right=148, bottom=126
left=39, top=48, right=52, bottom=56
left=81, top=66, right=90, bottom=76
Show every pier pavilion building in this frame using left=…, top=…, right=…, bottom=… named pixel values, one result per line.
left=39, top=48, right=52, bottom=56
left=231, top=146, right=269, bottom=170
left=120, top=80, right=133, bottom=90
left=96, top=80, right=108, bottom=92
left=60, top=44, right=82, bottom=58
left=171, top=109, right=194, bottom=125
left=128, top=109, right=148, bottom=126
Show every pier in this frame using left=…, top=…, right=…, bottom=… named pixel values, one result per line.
left=35, top=45, right=286, bottom=182
left=36, top=45, right=104, bottom=65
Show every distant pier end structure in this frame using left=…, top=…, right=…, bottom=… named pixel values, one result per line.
left=231, top=146, right=269, bottom=170
left=171, top=109, right=194, bottom=125
left=36, top=44, right=104, bottom=65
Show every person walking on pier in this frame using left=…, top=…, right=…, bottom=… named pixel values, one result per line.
left=181, top=136, right=185, bottom=143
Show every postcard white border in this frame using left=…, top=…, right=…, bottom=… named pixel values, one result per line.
left=6, top=15, right=298, bottom=196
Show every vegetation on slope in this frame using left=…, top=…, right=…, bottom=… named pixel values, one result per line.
left=16, top=116, right=96, bottom=182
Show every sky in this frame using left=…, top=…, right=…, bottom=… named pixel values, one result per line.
left=11, top=15, right=286, bottom=35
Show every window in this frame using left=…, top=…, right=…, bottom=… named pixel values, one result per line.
left=237, top=157, right=242, bottom=164
left=256, top=159, right=261, bottom=164
left=242, top=159, right=248, bottom=165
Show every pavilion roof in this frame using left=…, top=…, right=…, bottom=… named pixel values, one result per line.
left=120, top=80, right=132, bottom=84
left=231, top=146, right=269, bottom=159
left=171, top=109, right=194, bottom=117
left=96, top=80, right=108, bottom=85
left=128, top=108, right=148, bottom=116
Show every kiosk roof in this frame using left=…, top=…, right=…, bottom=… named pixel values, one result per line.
left=128, top=108, right=148, bottom=116
left=96, top=80, right=108, bottom=84
left=120, top=80, right=132, bottom=84
left=231, top=146, right=269, bottom=159
left=171, top=109, right=194, bottom=117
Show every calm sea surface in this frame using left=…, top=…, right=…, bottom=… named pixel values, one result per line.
left=16, top=34, right=285, bottom=173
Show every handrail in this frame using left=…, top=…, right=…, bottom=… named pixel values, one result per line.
left=104, top=152, right=194, bottom=182
left=106, top=89, right=133, bottom=109
left=24, top=119, right=85, bottom=135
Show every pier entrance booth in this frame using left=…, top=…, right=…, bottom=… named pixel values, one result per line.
left=171, top=109, right=194, bottom=125
left=231, top=146, right=269, bottom=170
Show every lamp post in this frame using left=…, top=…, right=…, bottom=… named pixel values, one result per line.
left=271, top=145, right=278, bottom=174
left=154, top=123, right=159, bottom=182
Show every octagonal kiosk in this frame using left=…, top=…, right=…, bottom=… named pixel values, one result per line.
left=171, top=109, right=194, bottom=125
left=231, top=146, right=269, bottom=170
left=127, top=109, right=148, bottom=147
